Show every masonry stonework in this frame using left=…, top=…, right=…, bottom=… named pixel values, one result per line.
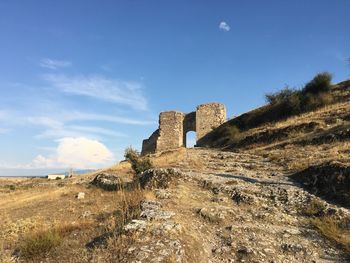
left=156, top=111, right=185, bottom=152
left=196, top=103, right=226, bottom=141
left=141, top=103, right=226, bottom=155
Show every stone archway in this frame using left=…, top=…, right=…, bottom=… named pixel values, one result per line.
left=183, top=111, right=196, bottom=147
left=141, top=103, right=227, bottom=155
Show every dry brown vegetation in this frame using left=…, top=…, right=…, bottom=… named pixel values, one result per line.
left=18, top=220, right=94, bottom=261
left=0, top=167, right=146, bottom=262
left=300, top=198, right=327, bottom=217
left=311, top=216, right=350, bottom=258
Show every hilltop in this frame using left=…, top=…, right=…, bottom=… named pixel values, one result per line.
left=0, top=76, right=349, bottom=262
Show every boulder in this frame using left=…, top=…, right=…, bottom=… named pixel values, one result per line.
left=140, top=200, right=175, bottom=221
left=138, top=168, right=180, bottom=189
left=124, top=219, right=147, bottom=232
left=91, top=172, right=135, bottom=191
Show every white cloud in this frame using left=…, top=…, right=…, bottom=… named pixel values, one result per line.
left=40, top=58, right=72, bottom=70
left=219, top=21, right=230, bottom=32
left=44, top=74, right=148, bottom=110
left=32, top=137, right=114, bottom=169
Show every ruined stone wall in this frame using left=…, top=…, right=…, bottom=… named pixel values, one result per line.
left=141, top=129, right=159, bottom=155
left=156, top=111, right=185, bottom=152
left=196, top=103, right=227, bottom=141
left=141, top=103, right=226, bottom=155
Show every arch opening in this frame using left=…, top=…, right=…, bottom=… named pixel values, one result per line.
left=185, top=131, right=196, bottom=148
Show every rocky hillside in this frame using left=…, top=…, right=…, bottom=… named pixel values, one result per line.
left=198, top=78, right=350, bottom=209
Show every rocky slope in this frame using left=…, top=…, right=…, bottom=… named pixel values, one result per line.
left=115, top=148, right=350, bottom=262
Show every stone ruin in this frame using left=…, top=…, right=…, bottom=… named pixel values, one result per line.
left=141, top=103, right=226, bottom=155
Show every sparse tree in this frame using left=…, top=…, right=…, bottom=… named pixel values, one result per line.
left=124, top=146, right=152, bottom=174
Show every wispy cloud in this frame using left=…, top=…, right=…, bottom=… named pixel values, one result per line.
left=40, top=58, right=72, bottom=70
left=26, top=116, right=127, bottom=140
left=36, top=126, right=126, bottom=140
left=27, top=116, right=63, bottom=129
left=2, top=109, right=153, bottom=140
left=64, top=111, right=155, bottom=125
left=44, top=74, right=148, bottom=110
left=219, top=21, right=230, bottom=32
left=67, top=125, right=126, bottom=137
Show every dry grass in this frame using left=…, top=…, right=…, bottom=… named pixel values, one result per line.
left=151, top=148, right=187, bottom=168
left=17, top=220, right=95, bottom=260
left=0, top=171, right=146, bottom=262
left=311, top=216, right=350, bottom=257
left=90, top=232, right=138, bottom=262
left=149, top=147, right=206, bottom=171
left=300, top=199, right=327, bottom=217
left=19, top=229, right=62, bottom=259
left=118, top=186, right=144, bottom=223
left=251, top=140, right=350, bottom=174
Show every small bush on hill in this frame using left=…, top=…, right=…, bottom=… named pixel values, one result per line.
left=264, top=72, right=333, bottom=114
left=263, top=72, right=333, bottom=119
left=19, top=229, right=62, bottom=260
left=279, top=91, right=302, bottom=115
left=265, top=86, right=297, bottom=104
left=124, top=147, right=152, bottom=174
left=302, top=72, right=332, bottom=94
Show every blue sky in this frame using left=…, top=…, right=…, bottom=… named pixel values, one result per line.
left=0, top=0, right=349, bottom=175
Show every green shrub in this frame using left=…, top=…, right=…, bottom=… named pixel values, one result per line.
left=281, top=91, right=302, bottom=115
left=7, top=185, right=16, bottom=191
left=263, top=72, right=333, bottom=123
left=265, top=86, right=297, bottom=104
left=302, top=72, right=332, bottom=94
left=124, top=147, right=153, bottom=174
